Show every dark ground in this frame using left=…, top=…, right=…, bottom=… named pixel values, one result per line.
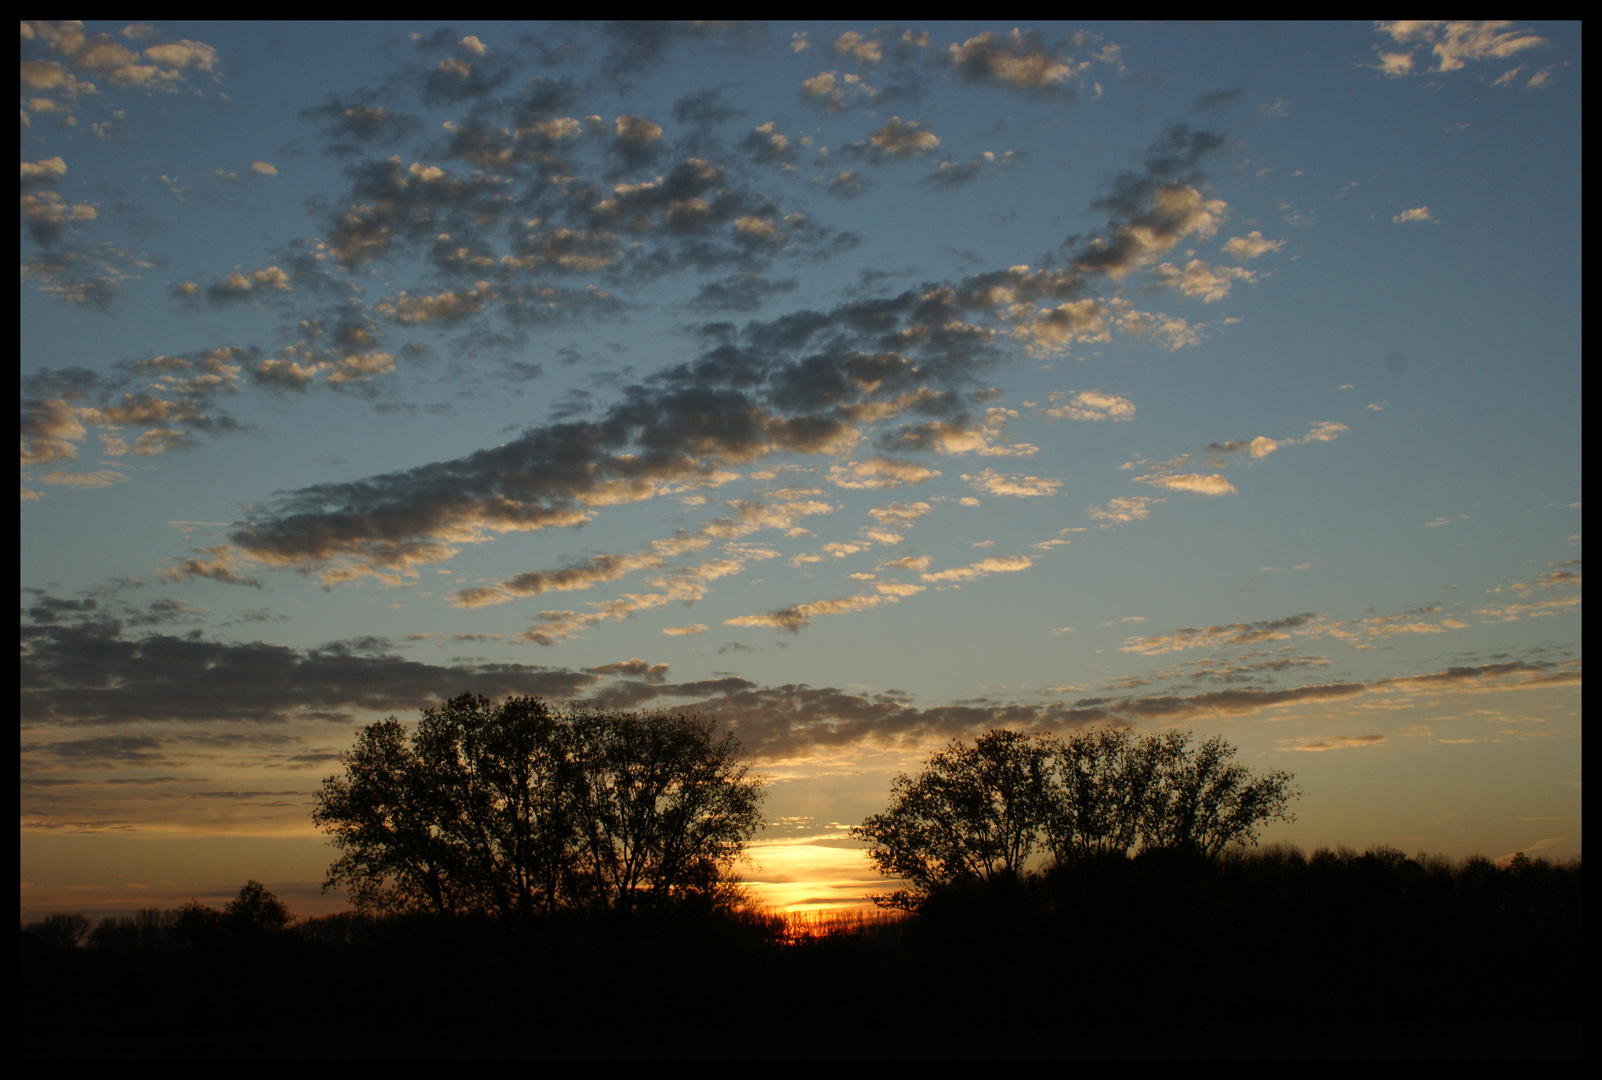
left=21, top=847, right=1581, bottom=1058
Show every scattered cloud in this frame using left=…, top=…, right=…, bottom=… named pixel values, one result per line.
left=1375, top=21, right=1549, bottom=77
left=1034, top=389, right=1135, bottom=422
left=1140, top=472, right=1236, bottom=496
left=1089, top=496, right=1161, bottom=526
left=1393, top=206, right=1437, bottom=224
left=963, top=469, right=1061, bottom=498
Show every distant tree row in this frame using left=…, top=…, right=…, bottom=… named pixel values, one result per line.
left=313, top=694, right=766, bottom=968
left=853, top=728, right=1300, bottom=908
left=21, top=880, right=294, bottom=952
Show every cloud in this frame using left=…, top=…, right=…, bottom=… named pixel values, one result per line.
left=1209, top=421, right=1349, bottom=462
left=827, top=459, right=941, bottom=489
left=20, top=396, right=89, bottom=464
left=1474, top=595, right=1582, bottom=622
left=662, top=624, right=707, bottom=636
left=204, top=266, right=293, bottom=304
left=1292, top=734, right=1386, bottom=752
left=137, top=120, right=1239, bottom=589
left=1393, top=206, right=1437, bottom=224
left=300, top=96, right=424, bottom=154
left=21, top=595, right=1575, bottom=762
left=853, top=117, right=940, bottom=161
left=963, top=469, right=1061, bottom=498
left=1152, top=259, right=1257, bottom=303
left=799, top=70, right=878, bottom=115
left=1089, top=496, right=1160, bottom=525
left=1120, top=613, right=1319, bottom=656
left=20, top=191, right=98, bottom=248
left=743, top=121, right=797, bottom=165
left=920, top=555, right=1032, bottom=584
left=725, top=593, right=887, bottom=632
left=21, top=21, right=222, bottom=96
left=825, top=170, right=867, bottom=198
left=879, top=418, right=1036, bottom=458
left=687, top=272, right=798, bottom=314
left=1036, top=389, right=1135, bottom=421
left=1140, top=473, right=1236, bottom=496
left=20, top=156, right=69, bottom=190
left=927, top=151, right=1018, bottom=190
left=947, top=29, right=1087, bottom=95
left=451, top=551, right=667, bottom=608
left=38, top=469, right=127, bottom=488
left=1222, top=230, right=1284, bottom=261
left=867, top=501, right=932, bottom=526
left=162, top=544, right=263, bottom=588
left=1376, top=21, right=1549, bottom=75
left=833, top=30, right=883, bottom=67
left=19, top=598, right=614, bottom=727
left=1069, top=126, right=1230, bottom=280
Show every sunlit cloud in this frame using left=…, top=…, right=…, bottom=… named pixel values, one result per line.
left=1139, top=472, right=1236, bottom=496
left=963, top=469, right=1061, bottom=498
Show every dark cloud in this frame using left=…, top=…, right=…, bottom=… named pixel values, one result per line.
left=946, top=28, right=1088, bottom=98
left=846, top=117, right=941, bottom=162
left=21, top=596, right=1572, bottom=760
left=927, top=158, right=982, bottom=189
left=1193, top=88, right=1246, bottom=112
left=594, top=21, right=750, bottom=81
left=673, top=87, right=743, bottom=130
left=300, top=95, right=424, bottom=156
left=1067, top=123, right=1229, bottom=278
left=20, top=603, right=605, bottom=727
left=31, top=734, right=165, bottom=765
left=223, top=284, right=1005, bottom=580
left=423, top=56, right=512, bottom=104
left=19, top=251, right=123, bottom=311
left=687, top=272, right=798, bottom=313
left=515, top=75, right=582, bottom=123
left=22, top=347, right=251, bottom=465
left=1119, top=612, right=1319, bottom=655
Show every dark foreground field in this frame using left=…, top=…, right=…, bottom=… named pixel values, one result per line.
left=21, top=846, right=1581, bottom=1058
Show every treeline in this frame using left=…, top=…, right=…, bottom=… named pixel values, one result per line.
left=21, top=847, right=1581, bottom=1057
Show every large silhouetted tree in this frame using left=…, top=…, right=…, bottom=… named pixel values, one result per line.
left=313, top=694, right=765, bottom=960
left=852, top=730, right=1055, bottom=910
left=561, top=706, right=767, bottom=929
left=857, top=728, right=1299, bottom=907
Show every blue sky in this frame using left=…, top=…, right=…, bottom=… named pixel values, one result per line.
left=21, top=21, right=1581, bottom=918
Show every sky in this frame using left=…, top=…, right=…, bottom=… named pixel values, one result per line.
left=20, top=21, right=1582, bottom=922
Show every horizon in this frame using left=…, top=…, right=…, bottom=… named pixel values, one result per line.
left=20, top=20, right=1581, bottom=924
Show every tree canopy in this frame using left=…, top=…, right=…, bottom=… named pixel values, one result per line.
left=854, top=730, right=1055, bottom=910
left=854, top=728, right=1299, bottom=908
left=313, top=695, right=766, bottom=957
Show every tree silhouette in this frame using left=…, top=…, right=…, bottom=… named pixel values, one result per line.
left=1139, top=731, right=1299, bottom=858
left=857, top=728, right=1300, bottom=907
left=852, top=730, right=1055, bottom=909
left=313, top=694, right=765, bottom=961
left=561, top=706, right=767, bottom=932
left=1045, top=726, right=1159, bottom=864
left=226, top=880, right=294, bottom=935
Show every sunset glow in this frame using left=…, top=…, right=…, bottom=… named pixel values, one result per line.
left=21, top=21, right=1580, bottom=923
